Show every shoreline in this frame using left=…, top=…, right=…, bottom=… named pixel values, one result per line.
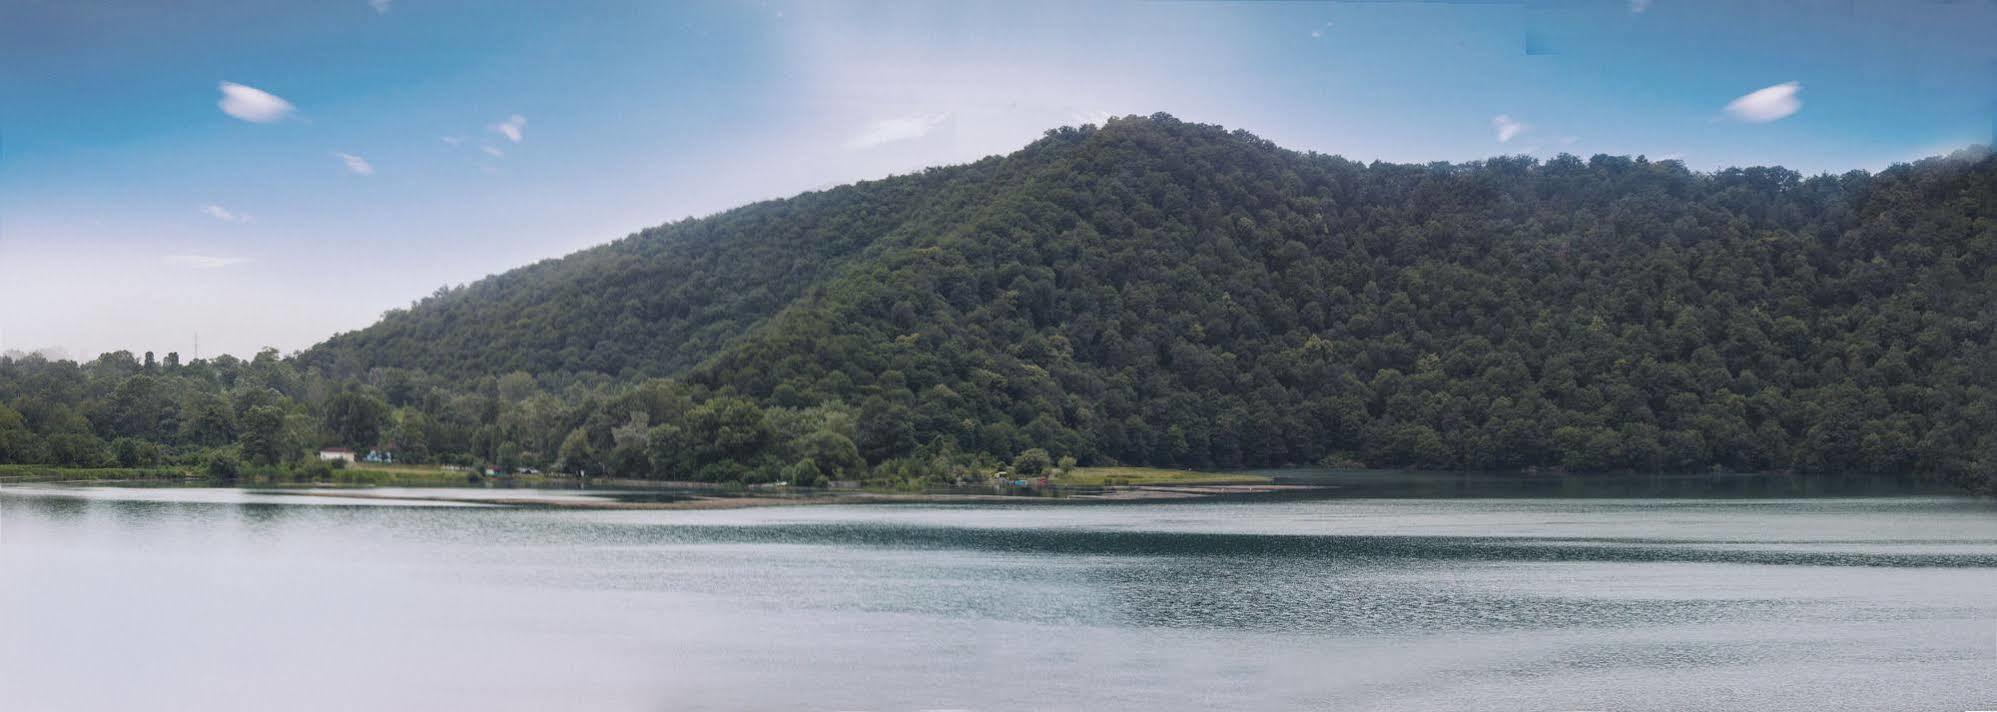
left=257, top=483, right=1327, bottom=510
left=4, top=468, right=1969, bottom=504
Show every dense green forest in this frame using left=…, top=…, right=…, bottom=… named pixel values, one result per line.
left=5, top=115, right=1994, bottom=491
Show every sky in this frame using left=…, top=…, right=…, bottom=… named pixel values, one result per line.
left=2, top=0, right=1993, bottom=360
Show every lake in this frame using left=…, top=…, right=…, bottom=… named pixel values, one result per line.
left=3, top=484, right=1995, bottom=710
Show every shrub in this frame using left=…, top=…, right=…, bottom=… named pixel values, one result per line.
left=205, top=451, right=243, bottom=480
left=297, top=461, right=334, bottom=481
left=45, top=433, right=112, bottom=468
left=112, top=437, right=164, bottom=468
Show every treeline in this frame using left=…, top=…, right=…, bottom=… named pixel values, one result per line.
left=12, top=114, right=1997, bottom=491
left=0, top=350, right=996, bottom=486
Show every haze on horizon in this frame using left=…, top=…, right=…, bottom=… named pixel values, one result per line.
left=3, top=0, right=1993, bottom=360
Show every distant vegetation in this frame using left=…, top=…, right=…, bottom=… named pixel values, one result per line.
left=4, top=115, right=1993, bottom=492
left=1056, top=467, right=1271, bottom=487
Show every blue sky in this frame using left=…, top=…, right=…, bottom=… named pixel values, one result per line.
left=3, top=0, right=1993, bottom=359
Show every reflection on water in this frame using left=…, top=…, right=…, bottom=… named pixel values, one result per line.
left=3, top=484, right=1995, bottom=711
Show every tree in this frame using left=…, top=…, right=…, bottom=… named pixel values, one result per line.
left=238, top=405, right=291, bottom=467
left=497, top=371, right=539, bottom=403
left=205, top=450, right=243, bottom=480
left=781, top=458, right=827, bottom=487
left=107, top=375, right=168, bottom=439
left=43, top=433, right=110, bottom=467
left=392, top=409, right=433, bottom=464
left=558, top=428, right=597, bottom=474
left=324, top=390, right=389, bottom=449
left=670, top=396, right=768, bottom=478
left=793, top=429, right=864, bottom=479
left=609, top=412, right=651, bottom=476
left=0, top=427, right=45, bottom=464
left=0, top=405, right=46, bottom=464
left=111, top=437, right=163, bottom=467
left=179, top=392, right=236, bottom=447
left=496, top=441, right=523, bottom=473
left=1011, top=448, right=1053, bottom=476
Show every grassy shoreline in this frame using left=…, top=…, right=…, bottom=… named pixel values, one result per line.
left=1054, top=466, right=1274, bottom=487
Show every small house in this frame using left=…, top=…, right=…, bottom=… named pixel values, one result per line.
left=317, top=447, right=356, bottom=463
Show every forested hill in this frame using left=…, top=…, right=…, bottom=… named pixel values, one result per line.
left=667, top=116, right=1997, bottom=484
left=301, top=149, right=1048, bottom=380
left=9, top=114, right=1995, bottom=490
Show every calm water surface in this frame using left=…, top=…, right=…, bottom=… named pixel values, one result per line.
left=3, top=485, right=1995, bottom=711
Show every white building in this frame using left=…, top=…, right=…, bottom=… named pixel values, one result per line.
left=317, top=447, right=357, bottom=463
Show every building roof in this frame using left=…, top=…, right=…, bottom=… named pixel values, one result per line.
left=319, top=447, right=355, bottom=453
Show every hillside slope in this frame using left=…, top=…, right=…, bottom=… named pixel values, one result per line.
left=303, top=114, right=1997, bottom=484
left=303, top=144, right=1063, bottom=380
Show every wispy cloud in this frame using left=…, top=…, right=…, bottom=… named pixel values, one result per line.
left=1310, top=21, right=1335, bottom=39
left=1492, top=114, right=1526, bottom=143
left=441, top=136, right=464, bottom=146
left=844, top=113, right=950, bottom=150
left=489, top=114, right=527, bottom=143
left=217, top=82, right=295, bottom=123
left=369, top=0, right=391, bottom=13
left=201, top=204, right=252, bottom=223
left=1629, top=0, right=1652, bottom=13
left=165, top=255, right=251, bottom=269
left=1724, top=82, right=1802, bottom=123
left=334, top=152, right=375, bottom=175
left=481, top=145, right=505, bottom=157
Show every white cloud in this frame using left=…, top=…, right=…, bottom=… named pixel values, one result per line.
left=334, top=152, right=375, bottom=175
left=1071, top=109, right=1116, bottom=127
left=844, top=113, right=950, bottom=150
left=165, top=255, right=251, bottom=269
left=1724, top=82, right=1802, bottom=123
left=481, top=145, right=505, bottom=157
left=1657, top=152, right=1685, bottom=161
left=369, top=0, right=391, bottom=13
left=1310, top=21, right=1335, bottom=39
left=489, top=114, right=527, bottom=143
left=1491, top=114, right=1526, bottom=143
left=441, top=136, right=463, bottom=146
left=201, top=204, right=252, bottom=223
left=217, top=82, right=295, bottom=123
left=1629, top=0, right=1652, bottom=13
